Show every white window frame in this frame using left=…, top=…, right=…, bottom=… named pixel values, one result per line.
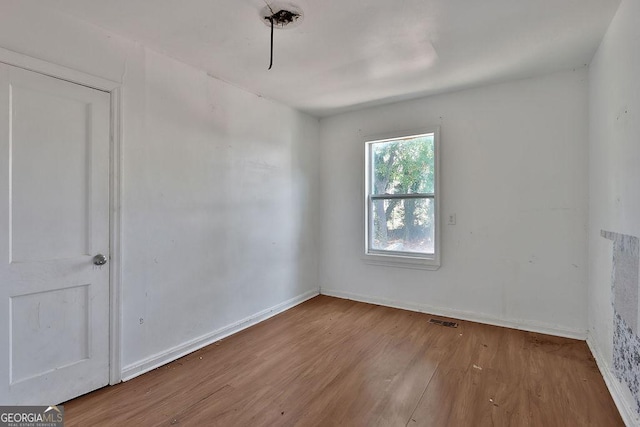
left=363, top=127, right=441, bottom=270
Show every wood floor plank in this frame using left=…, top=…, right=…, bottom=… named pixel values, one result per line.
left=63, top=296, right=624, bottom=426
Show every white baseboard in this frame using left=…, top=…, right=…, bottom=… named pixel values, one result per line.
left=320, top=288, right=586, bottom=340
left=586, top=335, right=639, bottom=427
left=121, top=289, right=319, bottom=381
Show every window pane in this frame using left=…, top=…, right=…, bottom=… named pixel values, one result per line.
left=371, top=134, right=434, bottom=195
left=370, top=197, right=434, bottom=254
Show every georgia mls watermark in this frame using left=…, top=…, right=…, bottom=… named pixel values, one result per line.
left=0, top=406, right=64, bottom=427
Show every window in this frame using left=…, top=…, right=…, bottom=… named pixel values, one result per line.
left=364, top=128, right=440, bottom=269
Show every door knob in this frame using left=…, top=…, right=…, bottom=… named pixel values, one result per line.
left=93, top=254, right=108, bottom=266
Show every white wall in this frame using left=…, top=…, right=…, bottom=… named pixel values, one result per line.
left=121, top=50, right=320, bottom=376
left=588, top=0, right=640, bottom=423
left=319, top=70, right=589, bottom=337
left=0, top=1, right=320, bottom=377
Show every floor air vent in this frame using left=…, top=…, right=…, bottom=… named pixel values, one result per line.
left=429, top=318, right=458, bottom=328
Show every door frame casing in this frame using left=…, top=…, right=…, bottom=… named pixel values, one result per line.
left=0, top=46, right=124, bottom=385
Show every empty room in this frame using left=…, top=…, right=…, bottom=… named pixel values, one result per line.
left=0, top=0, right=638, bottom=425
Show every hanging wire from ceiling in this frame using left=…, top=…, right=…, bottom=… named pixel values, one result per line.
left=260, top=2, right=303, bottom=70
left=267, top=15, right=274, bottom=70
left=263, top=0, right=275, bottom=70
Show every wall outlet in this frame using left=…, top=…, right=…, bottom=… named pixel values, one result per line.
left=448, top=213, right=456, bottom=225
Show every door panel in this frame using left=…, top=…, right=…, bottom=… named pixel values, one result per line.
left=11, top=83, right=93, bottom=262
left=0, top=64, right=111, bottom=405
left=10, top=285, right=89, bottom=383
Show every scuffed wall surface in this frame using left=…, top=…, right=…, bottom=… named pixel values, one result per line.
left=588, top=0, right=640, bottom=422
left=120, top=50, right=321, bottom=366
left=603, top=231, right=639, bottom=333
left=603, top=230, right=640, bottom=414
left=613, top=313, right=640, bottom=413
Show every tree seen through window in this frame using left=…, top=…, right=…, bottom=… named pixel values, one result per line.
left=369, top=134, right=435, bottom=255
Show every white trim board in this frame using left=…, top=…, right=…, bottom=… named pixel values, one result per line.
left=0, top=46, right=120, bottom=91
left=121, top=290, right=320, bottom=381
left=320, top=288, right=586, bottom=340
left=587, top=335, right=639, bottom=427
left=108, top=87, right=124, bottom=385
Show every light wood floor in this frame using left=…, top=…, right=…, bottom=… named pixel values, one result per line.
left=65, top=295, right=623, bottom=426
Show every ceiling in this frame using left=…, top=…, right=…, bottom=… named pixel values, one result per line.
left=40, top=0, right=619, bottom=117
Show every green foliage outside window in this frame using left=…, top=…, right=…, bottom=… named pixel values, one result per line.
left=370, top=135, right=435, bottom=254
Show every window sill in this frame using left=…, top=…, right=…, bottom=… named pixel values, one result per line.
left=362, top=253, right=441, bottom=270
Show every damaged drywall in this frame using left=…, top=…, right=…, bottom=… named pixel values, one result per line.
left=613, top=313, right=640, bottom=411
left=602, top=230, right=640, bottom=413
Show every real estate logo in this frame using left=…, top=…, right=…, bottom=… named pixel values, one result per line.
left=0, top=406, right=64, bottom=427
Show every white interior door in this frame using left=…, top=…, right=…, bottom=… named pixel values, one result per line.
left=0, top=64, right=111, bottom=405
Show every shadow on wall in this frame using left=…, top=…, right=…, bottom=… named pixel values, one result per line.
left=290, top=112, right=320, bottom=298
